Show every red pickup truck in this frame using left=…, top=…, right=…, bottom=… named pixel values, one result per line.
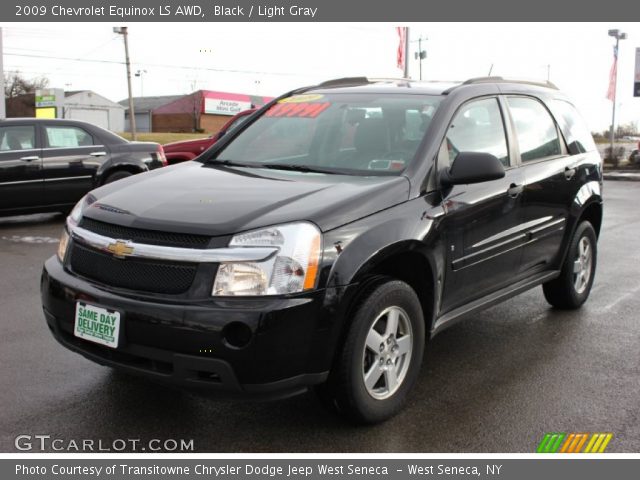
left=162, top=109, right=255, bottom=164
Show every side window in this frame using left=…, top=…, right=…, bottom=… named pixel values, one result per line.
left=548, top=99, right=596, bottom=154
left=45, top=126, right=94, bottom=148
left=445, top=98, right=510, bottom=167
left=0, top=126, right=36, bottom=151
left=507, top=97, right=562, bottom=162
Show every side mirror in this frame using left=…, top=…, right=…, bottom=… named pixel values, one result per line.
left=441, top=152, right=505, bottom=186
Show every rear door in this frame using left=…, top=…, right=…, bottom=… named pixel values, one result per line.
left=439, top=96, right=526, bottom=312
left=505, top=96, right=577, bottom=274
left=0, top=123, right=43, bottom=211
left=41, top=123, right=110, bottom=207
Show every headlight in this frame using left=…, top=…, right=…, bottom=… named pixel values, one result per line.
left=67, top=193, right=96, bottom=229
left=59, top=194, right=96, bottom=262
left=57, top=229, right=70, bottom=262
left=212, top=222, right=322, bottom=296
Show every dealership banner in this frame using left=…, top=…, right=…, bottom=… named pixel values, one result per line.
left=3, top=459, right=640, bottom=479
left=4, top=0, right=640, bottom=21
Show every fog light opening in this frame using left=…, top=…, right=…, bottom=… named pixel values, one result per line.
left=222, top=322, right=253, bottom=349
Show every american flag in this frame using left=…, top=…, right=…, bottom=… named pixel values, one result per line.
left=606, top=44, right=618, bottom=102
left=396, top=27, right=407, bottom=72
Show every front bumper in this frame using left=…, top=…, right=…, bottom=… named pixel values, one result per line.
left=40, top=256, right=347, bottom=399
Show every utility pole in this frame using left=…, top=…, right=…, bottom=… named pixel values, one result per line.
left=608, top=29, right=627, bottom=166
left=114, top=27, right=137, bottom=140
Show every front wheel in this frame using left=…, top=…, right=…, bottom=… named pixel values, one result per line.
left=543, top=221, right=597, bottom=309
left=320, top=279, right=425, bottom=424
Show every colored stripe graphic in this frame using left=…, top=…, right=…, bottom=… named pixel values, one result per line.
left=536, top=433, right=566, bottom=453
left=537, top=433, right=613, bottom=453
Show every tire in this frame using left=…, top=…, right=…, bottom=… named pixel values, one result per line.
left=543, top=221, right=597, bottom=309
left=320, top=279, right=425, bottom=424
left=103, top=170, right=133, bottom=184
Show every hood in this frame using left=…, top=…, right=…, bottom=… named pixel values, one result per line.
left=83, top=161, right=410, bottom=236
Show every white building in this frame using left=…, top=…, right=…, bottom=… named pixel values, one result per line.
left=63, top=91, right=125, bottom=132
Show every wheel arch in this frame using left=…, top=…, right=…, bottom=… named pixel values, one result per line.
left=98, top=164, right=144, bottom=185
left=341, top=241, right=440, bottom=336
left=578, top=200, right=603, bottom=238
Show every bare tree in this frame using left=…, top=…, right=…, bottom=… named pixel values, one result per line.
left=4, top=71, right=49, bottom=99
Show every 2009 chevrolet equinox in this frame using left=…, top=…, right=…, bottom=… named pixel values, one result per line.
left=41, top=77, right=603, bottom=423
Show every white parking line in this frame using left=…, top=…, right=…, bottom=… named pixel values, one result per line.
left=1, top=235, right=59, bottom=244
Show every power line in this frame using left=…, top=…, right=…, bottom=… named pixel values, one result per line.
left=4, top=52, right=307, bottom=77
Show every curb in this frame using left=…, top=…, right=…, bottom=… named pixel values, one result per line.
left=603, top=173, right=640, bottom=182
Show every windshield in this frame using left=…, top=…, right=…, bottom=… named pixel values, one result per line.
left=208, top=92, right=442, bottom=175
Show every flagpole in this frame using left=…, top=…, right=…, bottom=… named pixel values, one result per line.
left=609, top=42, right=618, bottom=165
left=403, top=27, right=410, bottom=79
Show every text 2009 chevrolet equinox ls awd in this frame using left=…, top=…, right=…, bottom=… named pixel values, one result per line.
left=41, top=77, right=602, bottom=424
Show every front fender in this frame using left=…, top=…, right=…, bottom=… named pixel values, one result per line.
left=320, top=194, right=447, bottom=310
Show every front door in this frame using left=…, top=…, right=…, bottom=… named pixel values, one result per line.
left=439, top=97, right=526, bottom=313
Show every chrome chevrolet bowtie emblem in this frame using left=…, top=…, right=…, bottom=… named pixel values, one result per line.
left=107, top=240, right=134, bottom=259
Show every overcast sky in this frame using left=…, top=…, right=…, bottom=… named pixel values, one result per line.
left=2, top=22, right=640, bottom=132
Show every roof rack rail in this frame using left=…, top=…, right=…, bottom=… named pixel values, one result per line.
left=366, top=77, right=413, bottom=83
left=317, top=77, right=371, bottom=88
left=316, top=77, right=412, bottom=89
left=462, top=76, right=559, bottom=90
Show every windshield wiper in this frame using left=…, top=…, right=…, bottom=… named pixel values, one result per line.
left=209, top=159, right=254, bottom=167
left=260, top=163, right=339, bottom=175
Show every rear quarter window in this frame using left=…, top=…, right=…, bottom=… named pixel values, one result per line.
left=547, top=99, right=597, bottom=154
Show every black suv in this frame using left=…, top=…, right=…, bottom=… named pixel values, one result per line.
left=41, top=77, right=602, bottom=423
left=0, top=118, right=166, bottom=216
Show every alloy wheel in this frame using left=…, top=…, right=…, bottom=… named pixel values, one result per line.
left=361, top=306, right=413, bottom=400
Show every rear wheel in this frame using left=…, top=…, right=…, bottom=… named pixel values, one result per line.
left=103, top=170, right=133, bottom=184
left=319, top=279, right=425, bottom=424
left=543, top=221, right=597, bottom=309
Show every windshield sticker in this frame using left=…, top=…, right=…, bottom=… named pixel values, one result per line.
left=368, top=159, right=406, bottom=171
left=265, top=102, right=331, bottom=118
left=279, top=93, right=325, bottom=103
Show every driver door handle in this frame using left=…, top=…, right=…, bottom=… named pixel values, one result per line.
left=507, top=183, right=524, bottom=197
left=20, top=156, right=40, bottom=162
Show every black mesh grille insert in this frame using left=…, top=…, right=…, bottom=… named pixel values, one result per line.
left=80, top=218, right=211, bottom=249
left=69, top=243, right=197, bottom=294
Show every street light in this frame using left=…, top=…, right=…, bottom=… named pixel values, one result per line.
left=114, top=27, right=137, bottom=140
left=412, top=36, right=427, bottom=80
left=608, top=29, right=627, bottom=166
left=135, top=69, right=147, bottom=97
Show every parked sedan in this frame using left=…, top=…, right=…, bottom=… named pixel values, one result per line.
left=0, top=118, right=167, bottom=216
left=163, top=109, right=255, bottom=164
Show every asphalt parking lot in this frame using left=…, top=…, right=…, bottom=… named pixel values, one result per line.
left=1, top=180, right=639, bottom=453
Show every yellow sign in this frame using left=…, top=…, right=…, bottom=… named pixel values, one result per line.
left=35, top=107, right=56, bottom=119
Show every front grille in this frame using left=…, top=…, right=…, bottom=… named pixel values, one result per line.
left=69, top=242, right=197, bottom=294
left=79, top=217, right=211, bottom=249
